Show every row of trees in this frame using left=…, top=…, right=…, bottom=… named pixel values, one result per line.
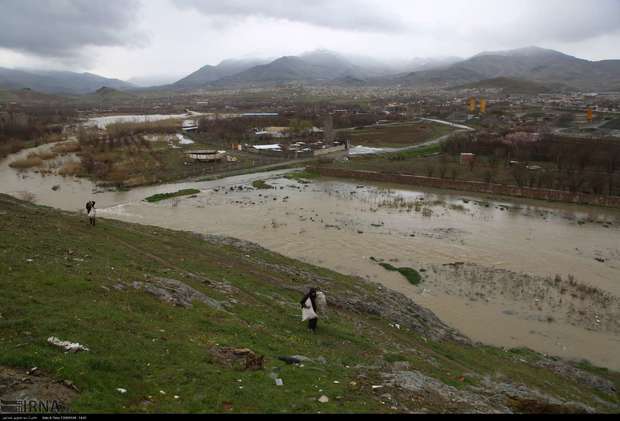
left=443, top=132, right=620, bottom=175
left=440, top=132, right=620, bottom=196
left=0, top=106, right=76, bottom=158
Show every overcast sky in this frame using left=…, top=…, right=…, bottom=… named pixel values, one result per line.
left=1, top=0, right=619, bottom=84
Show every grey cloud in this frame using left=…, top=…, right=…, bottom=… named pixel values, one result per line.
left=494, top=0, right=620, bottom=44
left=450, top=0, right=620, bottom=45
left=172, top=0, right=406, bottom=33
left=0, top=0, right=146, bottom=60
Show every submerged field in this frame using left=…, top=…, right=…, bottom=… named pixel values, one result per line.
left=1, top=194, right=619, bottom=413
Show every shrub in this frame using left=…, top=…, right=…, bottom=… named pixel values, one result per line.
left=379, top=263, right=423, bottom=285
left=145, top=189, right=201, bottom=203
left=252, top=180, right=274, bottom=190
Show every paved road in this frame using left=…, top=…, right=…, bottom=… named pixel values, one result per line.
left=419, top=118, right=476, bottom=131
left=343, top=118, right=477, bottom=156
left=348, top=129, right=471, bottom=156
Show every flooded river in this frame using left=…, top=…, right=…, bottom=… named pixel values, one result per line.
left=2, top=143, right=619, bottom=370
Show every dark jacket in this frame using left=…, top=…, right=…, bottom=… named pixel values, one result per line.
left=300, top=290, right=317, bottom=312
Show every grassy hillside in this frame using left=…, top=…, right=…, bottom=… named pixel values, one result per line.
left=0, top=194, right=618, bottom=414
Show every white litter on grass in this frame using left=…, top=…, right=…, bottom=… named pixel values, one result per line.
left=117, top=388, right=127, bottom=394
left=318, top=395, right=329, bottom=404
left=176, top=134, right=195, bottom=145
left=47, top=337, right=90, bottom=353
left=275, top=378, right=284, bottom=386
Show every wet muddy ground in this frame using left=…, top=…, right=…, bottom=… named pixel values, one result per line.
left=2, top=146, right=620, bottom=370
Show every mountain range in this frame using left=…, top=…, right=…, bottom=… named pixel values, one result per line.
left=179, top=50, right=460, bottom=89
left=1, top=47, right=619, bottom=95
left=389, top=47, right=620, bottom=91
left=0, top=68, right=135, bottom=95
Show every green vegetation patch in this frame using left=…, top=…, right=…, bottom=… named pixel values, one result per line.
left=387, top=144, right=442, bottom=161
left=379, top=263, right=423, bottom=286
left=145, top=189, right=201, bottom=203
left=284, top=170, right=319, bottom=183
left=252, top=180, right=274, bottom=190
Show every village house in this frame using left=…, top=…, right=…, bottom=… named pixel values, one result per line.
left=460, top=153, right=476, bottom=165
left=182, top=119, right=198, bottom=132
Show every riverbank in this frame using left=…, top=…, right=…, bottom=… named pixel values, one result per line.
left=1, top=194, right=618, bottom=413
left=2, top=147, right=620, bottom=370
left=307, top=167, right=620, bottom=209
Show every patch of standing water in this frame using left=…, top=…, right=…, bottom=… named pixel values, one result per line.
left=84, top=113, right=210, bottom=129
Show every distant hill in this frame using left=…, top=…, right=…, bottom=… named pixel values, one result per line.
left=450, top=77, right=565, bottom=94
left=0, top=68, right=135, bottom=95
left=213, top=51, right=376, bottom=87
left=170, top=46, right=620, bottom=91
left=386, top=66, right=483, bottom=89
left=391, top=47, right=620, bottom=91
left=172, top=50, right=455, bottom=89
left=81, top=87, right=136, bottom=101
left=405, top=56, right=463, bottom=73
left=15, top=46, right=611, bottom=94
left=213, top=56, right=331, bottom=86
left=172, top=58, right=270, bottom=89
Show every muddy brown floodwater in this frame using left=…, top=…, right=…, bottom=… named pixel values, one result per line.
left=2, top=144, right=620, bottom=370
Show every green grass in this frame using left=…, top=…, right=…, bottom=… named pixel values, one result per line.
left=386, top=144, right=442, bottom=161
left=144, top=189, right=201, bottom=203
left=602, top=118, right=620, bottom=130
left=379, top=263, right=423, bottom=286
left=345, top=122, right=452, bottom=148
left=0, top=194, right=618, bottom=413
left=252, top=180, right=274, bottom=190
left=284, top=170, right=320, bottom=183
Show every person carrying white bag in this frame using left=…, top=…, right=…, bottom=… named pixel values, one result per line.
left=300, top=288, right=320, bottom=333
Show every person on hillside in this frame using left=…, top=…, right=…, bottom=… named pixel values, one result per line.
left=86, top=201, right=96, bottom=226
left=300, top=288, right=319, bottom=333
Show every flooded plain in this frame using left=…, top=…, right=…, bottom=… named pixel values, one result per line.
left=2, top=144, right=619, bottom=369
